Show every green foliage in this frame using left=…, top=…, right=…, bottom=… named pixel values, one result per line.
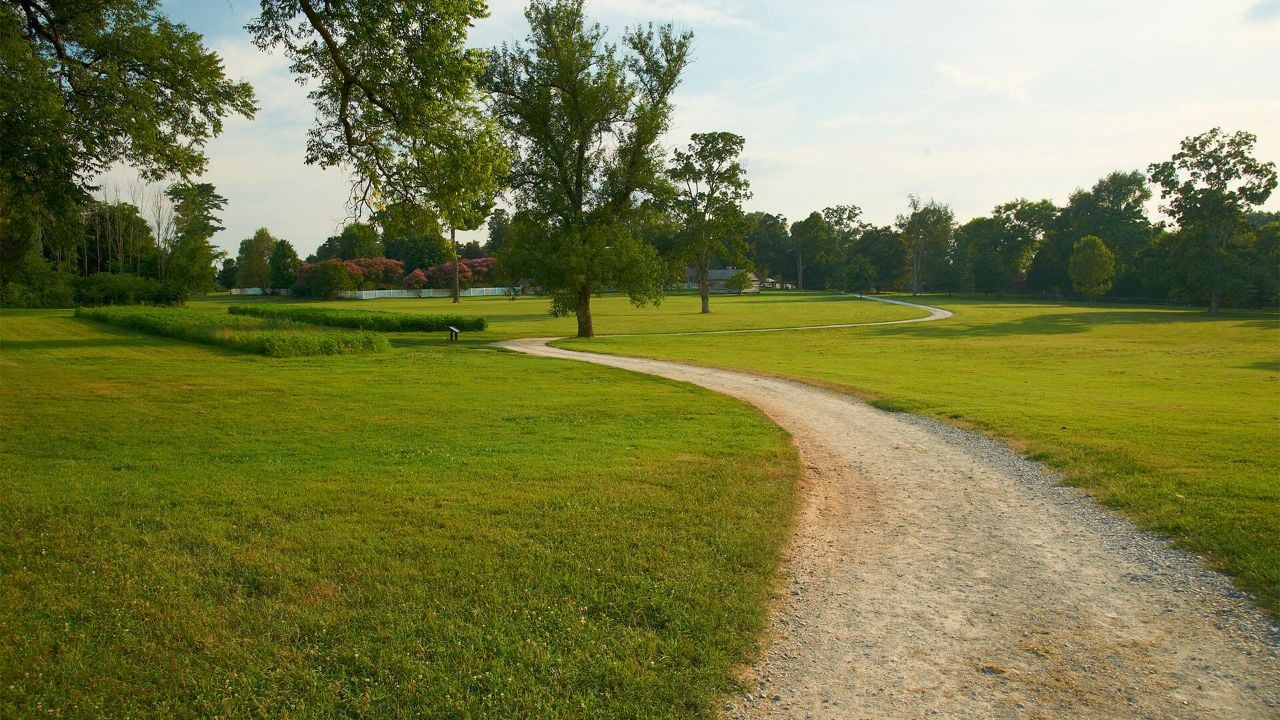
left=486, top=208, right=512, bottom=255
left=234, top=228, right=277, bottom=289
left=572, top=297, right=1280, bottom=614
left=969, top=239, right=1010, bottom=295
left=669, top=131, right=753, bottom=312
left=76, top=306, right=387, bottom=356
left=724, top=270, right=753, bottom=295
left=484, top=0, right=693, bottom=337
left=842, top=255, right=876, bottom=296
left=1, top=310, right=795, bottom=717
left=1032, top=171, right=1152, bottom=297
left=896, top=196, right=956, bottom=295
left=312, top=222, right=383, bottom=261
left=1069, top=235, right=1116, bottom=297
left=744, top=212, right=789, bottom=284
left=0, top=0, right=254, bottom=282
left=788, top=212, right=833, bottom=291
left=1148, top=128, right=1278, bottom=313
left=268, top=239, right=300, bottom=290
left=376, top=203, right=450, bottom=272
left=250, top=0, right=506, bottom=224
left=853, top=225, right=907, bottom=292
left=228, top=305, right=487, bottom=332
left=302, top=260, right=356, bottom=299
left=163, top=182, right=226, bottom=294
left=74, top=273, right=185, bottom=306
left=215, top=258, right=237, bottom=290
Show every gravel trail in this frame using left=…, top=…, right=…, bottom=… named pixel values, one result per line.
left=497, top=334, right=1279, bottom=719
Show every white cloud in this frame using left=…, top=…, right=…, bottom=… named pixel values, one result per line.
left=934, top=63, right=1034, bottom=105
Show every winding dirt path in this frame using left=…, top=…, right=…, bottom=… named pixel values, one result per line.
left=496, top=303, right=1279, bottom=718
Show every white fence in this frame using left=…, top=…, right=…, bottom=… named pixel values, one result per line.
left=337, top=287, right=512, bottom=300
left=229, top=288, right=291, bottom=296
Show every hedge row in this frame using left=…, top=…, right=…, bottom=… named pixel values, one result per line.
left=228, top=305, right=488, bottom=332
left=76, top=307, right=389, bottom=357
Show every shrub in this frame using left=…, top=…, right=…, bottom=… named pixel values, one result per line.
left=73, top=273, right=187, bottom=306
left=76, top=306, right=388, bottom=356
left=299, top=260, right=356, bottom=299
left=228, top=305, right=487, bottom=332
left=403, top=268, right=428, bottom=292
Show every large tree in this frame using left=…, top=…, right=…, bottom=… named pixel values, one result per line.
left=484, top=0, right=692, bottom=337
left=268, top=238, right=300, bottom=290
left=234, top=228, right=277, bottom=289
left=854, top=225, right=907, bottom=292
left=788, top=212, right=832, bottom=291
left=744, top=211, right=788, bottom=285
left=1148, top=128, right=1277, bottom=313
left=165, top=182, right=227, bottom=294
left=897, top=196, right=955, bottom=295
left=669, top=131, right=751, bottom=313
left=249, top=0, right=507, bottom=240
left=2, top=0, right=254, bottom=286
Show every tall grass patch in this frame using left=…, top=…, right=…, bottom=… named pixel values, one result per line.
left=77, top=306, right=388, bottom=356
left=228, top=304, right=487, bottom=332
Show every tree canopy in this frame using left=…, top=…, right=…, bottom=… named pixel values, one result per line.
left=1148, top=128, right=1277, bottom=313
left=249, top=0, right=506, bottom=229
left=2, top=0, right=254, bottom=285
left=485, top=0, right=692, bottom=337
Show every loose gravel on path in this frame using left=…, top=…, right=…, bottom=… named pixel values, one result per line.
left=498, top=334, right=1280, bottom=719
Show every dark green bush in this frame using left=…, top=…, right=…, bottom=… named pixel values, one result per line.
left=228, top=305, right=487, bottom=332
left=73, top=273, right=187, bottom=306
left=76, top=306, right=389, bottom=357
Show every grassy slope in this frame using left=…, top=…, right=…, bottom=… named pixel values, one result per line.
left=0, top=311, right=796, bottom=718
left=192, top=290, right=923, bottom=339
left=562, top=297, right=1280, bottom=614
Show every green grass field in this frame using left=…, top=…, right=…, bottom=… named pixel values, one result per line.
left=3, top=290, right=1277, bottom=715
left=562, top=296, right=1280, bottom=614
left=0, top=309, right=797, bottom=718
left=194, top=290, right=922, bottom=339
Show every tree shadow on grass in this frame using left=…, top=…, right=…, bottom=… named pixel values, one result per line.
left=1240, top=360, right=1280, bottom=373
left=0, top=337, right=155, bottom=351
left=866, top=309, right=1277, bottom=339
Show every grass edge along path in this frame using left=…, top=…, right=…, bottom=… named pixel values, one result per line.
left=0, top=310, right=798, bottom=718
left=555, top=296, right=1280, bottom=616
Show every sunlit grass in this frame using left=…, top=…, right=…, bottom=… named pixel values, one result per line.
left=193, top=290, right=923, bottom=339
left=565, top=296, right=1280, bottom=614
left=0, top=310, right=797, bottom=718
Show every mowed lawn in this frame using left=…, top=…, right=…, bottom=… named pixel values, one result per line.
left=0, top=310, right=797, bottom=718
left=563, top=296, right=1280, bottom=614
left=193, top=290, right=923, bottom=339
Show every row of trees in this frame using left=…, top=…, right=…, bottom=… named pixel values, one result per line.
left=729, top=145, right=1277, bottom=311
left=4, top=0, right=1276, bottom=331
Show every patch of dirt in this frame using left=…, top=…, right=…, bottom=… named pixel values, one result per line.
left=499, top=337, right=1280, bottom=720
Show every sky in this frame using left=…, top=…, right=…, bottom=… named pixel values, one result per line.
left=128, top=0, right=1280, bottom=259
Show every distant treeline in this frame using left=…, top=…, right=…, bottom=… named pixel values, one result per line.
left=736, top=171, right=1278, bottom=309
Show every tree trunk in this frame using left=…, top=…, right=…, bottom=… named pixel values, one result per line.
left=796, top=249, right=804, bottom=291
left=1209, top=288, right=1221, bottom=315
left=451, top=226, right=461, bottom=304
left=698, top=250, right=711, bottom=313
left=576, top=284, right=593, bottom=338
